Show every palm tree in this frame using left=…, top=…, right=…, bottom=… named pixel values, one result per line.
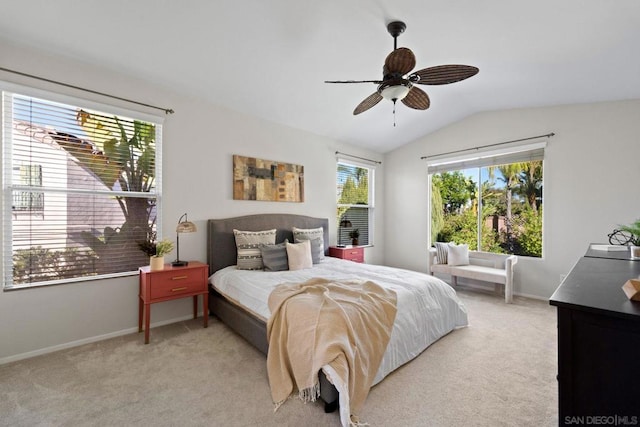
left=67, top=110, right=157, bottom=272
left=517, top=161, right=543, bottom=212
left=489, top=163, right=527, bottom=253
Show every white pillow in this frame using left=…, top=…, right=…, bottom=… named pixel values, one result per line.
left=447, top=243, right=470, bottom=266
left=286, top=240, right=313, bottom=271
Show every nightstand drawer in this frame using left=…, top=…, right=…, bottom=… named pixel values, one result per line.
left=329, top=246, right=364, bottom=263
left=343, top=251, right=364, bottom=262
left=149, top=269, right=205, bottom=299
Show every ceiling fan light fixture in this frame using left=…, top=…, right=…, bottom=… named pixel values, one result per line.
left=325, top=20, right=478, bottom=118
left=380, top=84, right=411, bottom=101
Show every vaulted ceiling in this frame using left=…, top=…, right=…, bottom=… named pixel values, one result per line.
left=1, top=0, right=639, bottom=153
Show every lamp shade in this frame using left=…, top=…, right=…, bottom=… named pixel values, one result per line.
left=176, top=221, right=196, bottom=233
left=172, top=213, right=196, bottom=267
left=339, top=219, right=352, bottom=228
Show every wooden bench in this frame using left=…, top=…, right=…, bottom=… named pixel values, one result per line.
left=428, top=248, right=517, bottom=303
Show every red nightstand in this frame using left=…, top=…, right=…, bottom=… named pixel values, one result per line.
left=138, top=261, right=209, bottom=344
left=329, top=246, right=365, bottom=263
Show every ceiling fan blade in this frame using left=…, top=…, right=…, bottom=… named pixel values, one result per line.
left=325, top=80, right=383, bottom=84
left=353, top=92, right=383, bottom=115
left=384, top=47, right=416, bottom=76
left=401, top=86, right=430, bottom=110
left=410, top=65, right=479, bottom=85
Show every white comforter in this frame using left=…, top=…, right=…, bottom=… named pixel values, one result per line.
left=210, top=257, right=468, bottom=385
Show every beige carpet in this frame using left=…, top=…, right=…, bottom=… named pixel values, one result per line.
left=0, top=289, right=558, bottom=426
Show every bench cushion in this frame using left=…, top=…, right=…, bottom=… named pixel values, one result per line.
left=431, top=264, right=507, bottom=284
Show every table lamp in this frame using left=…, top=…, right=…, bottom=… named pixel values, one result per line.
left=338, top=217, right=352, bottom=247
left=172, top=213, right=197, bottom=267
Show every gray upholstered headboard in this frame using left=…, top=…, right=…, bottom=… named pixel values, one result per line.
left=207, top=214, right=330, bottom=275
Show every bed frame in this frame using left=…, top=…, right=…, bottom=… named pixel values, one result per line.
left=206, top=213, right=338, bottom=411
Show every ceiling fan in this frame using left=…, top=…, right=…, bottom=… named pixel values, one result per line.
left=325, top=21, right=479, bottom=119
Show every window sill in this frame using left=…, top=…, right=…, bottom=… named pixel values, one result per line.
left=4, top=270, right=138, bottom=291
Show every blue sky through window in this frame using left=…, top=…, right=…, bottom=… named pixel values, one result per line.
left=14, top=94, right=88, bottom=138
left=462, top=167, right=505, bottom=189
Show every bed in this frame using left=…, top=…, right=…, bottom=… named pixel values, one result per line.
left=206, top=213, right=468, bottom=424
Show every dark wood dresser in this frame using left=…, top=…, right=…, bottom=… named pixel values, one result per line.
left=549, top=248, right=640, bottom=425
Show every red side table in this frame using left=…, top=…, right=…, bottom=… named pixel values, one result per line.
left=138, top=261, right=209, bottom=344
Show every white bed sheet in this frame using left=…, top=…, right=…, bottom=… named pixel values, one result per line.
left=210, top=257, right=468, bottom=385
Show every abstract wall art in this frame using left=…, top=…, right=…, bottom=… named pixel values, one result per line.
left=233, top=155, right=304, bottom=202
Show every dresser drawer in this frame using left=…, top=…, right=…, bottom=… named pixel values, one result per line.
left=149, top=269, right=206, bottom=299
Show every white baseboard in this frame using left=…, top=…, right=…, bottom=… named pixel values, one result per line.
left=512, top=291, right=549, bottom=302
left=0, top=314, right=197, bottom=366
left=448, top=277, right=550, bottom=301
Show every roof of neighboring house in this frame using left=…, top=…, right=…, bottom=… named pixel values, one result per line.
left=12, top=119, right=125, bottom=232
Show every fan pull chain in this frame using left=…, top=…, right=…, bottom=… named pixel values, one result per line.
left=393, top=100, right=397, bottom=127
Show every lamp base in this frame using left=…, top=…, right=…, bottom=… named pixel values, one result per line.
left=171, top=260, right=189, bottom=267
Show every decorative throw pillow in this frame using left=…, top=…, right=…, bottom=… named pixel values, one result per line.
left=434, top=242, right=450, bottom=264
left=447, top=243, right=470, bottom=266
left=260, top=241, right=289, bottom=272
left=296, top=238, right=324, bottom=264
left=286, top=240, right=313, bottom=271
left=292, top=226, right=325, bottom=261
left=233, top=229, right=276, bottom=270
left=303, top=237, right=324, bottom=264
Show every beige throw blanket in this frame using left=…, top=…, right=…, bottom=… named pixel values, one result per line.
left=267, top=278, right=397, bottom=425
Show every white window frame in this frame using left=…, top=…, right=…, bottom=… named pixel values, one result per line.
left=1, top=81, right=164, bottom=289
left=336, top=158, right=375, bottom=246
left=426, top=139, right=546, bottom=256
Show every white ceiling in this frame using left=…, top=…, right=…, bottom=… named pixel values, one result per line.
left=1, top=0, right=639, bottom=153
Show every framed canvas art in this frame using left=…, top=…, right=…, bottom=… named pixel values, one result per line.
left=233, top=155, right=304, bottom=202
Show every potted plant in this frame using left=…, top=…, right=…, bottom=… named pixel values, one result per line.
left=138, top=235, right=174, bottom=270
left=620, top=219, right=640, bottom=259
left=349, top=228, right=360, bottom=246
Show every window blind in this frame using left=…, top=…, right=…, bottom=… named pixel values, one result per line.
left=2, top=87, right=162, bottom=289
left=337, top=206, right=370, bottom=246
left=426, top=140, right=546, bottom=174
left=337, top=160, right=374, bottom=246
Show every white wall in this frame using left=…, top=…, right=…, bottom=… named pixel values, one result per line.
left=0, top=39, right=385, bottom=363
left=384, top=99, right=640, bottom=299
left=4, top=35, right=639, bottom=363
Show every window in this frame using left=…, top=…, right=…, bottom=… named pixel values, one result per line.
left=336, top=160, right=374, bottom=246
left=2, top=85, right=162, bottom=289
left=428, top=141, right=545, bottom=258
left=12, top=164, right=44, bottom=213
